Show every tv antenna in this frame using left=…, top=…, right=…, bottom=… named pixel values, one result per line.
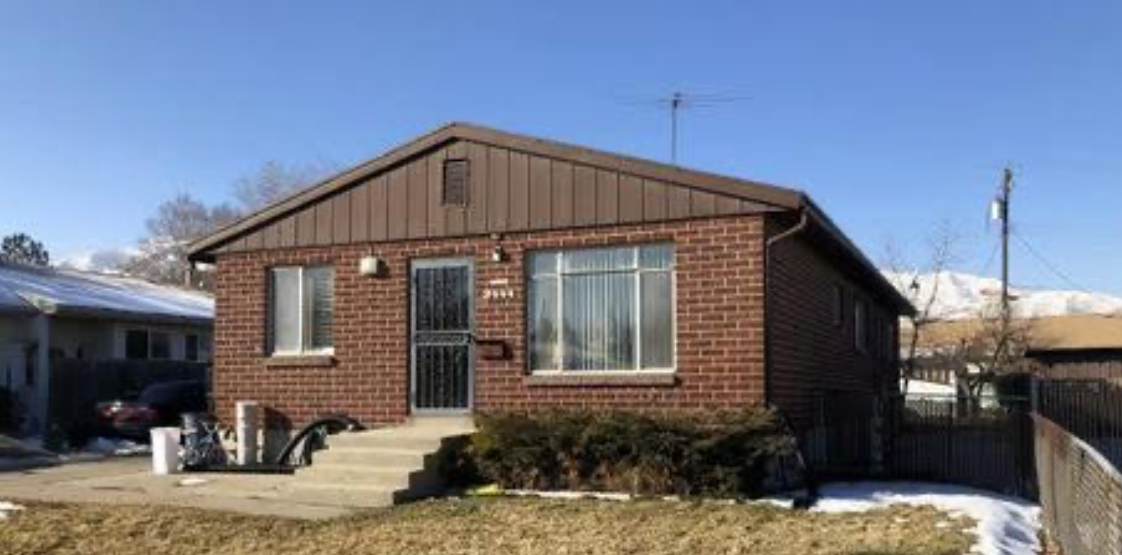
left=618, top=91, right=749, bottom=164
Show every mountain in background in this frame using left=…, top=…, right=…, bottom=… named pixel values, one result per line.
left=882, top=270, right=1122, bottom=320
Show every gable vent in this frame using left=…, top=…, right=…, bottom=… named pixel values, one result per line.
left=442, top=159, right=469, bottom=206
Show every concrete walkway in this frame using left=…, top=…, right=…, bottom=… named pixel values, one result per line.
left=0, top=458, right=357, bottom=520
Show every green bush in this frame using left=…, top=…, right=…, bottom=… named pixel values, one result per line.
left=455, top=408, right=799, bottom=498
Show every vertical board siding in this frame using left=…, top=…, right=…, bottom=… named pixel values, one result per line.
left=333, top=191, right=351, bottom=244
left=618, top=174, right=644, bottom=223
left=427, top=148, right=448, bottom=237
left=387, top=166, right=408, bottom=240
left=466, top=142, right=488, bottom=234
left=508, top=151, right=530, bottom=230
left=371, top=174, right=389, bottom=241
left=573, top=165, right=597, bottom=226
left=350, top=180, right=370, bottom=243
left=529, top=157, right=552, bottom=229
left=595, top=169, right=619, bottom=224
left=642, top=179, right=668, bottom=220
left=550, top=160, right=574, bottom=227
left=407, top=157, right=428, bottom=238
left=487, top=147, right=510, bottom=230
left=214, top=138, right=773, bottom=253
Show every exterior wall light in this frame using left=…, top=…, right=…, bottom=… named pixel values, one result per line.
left=359, top=255, right=383, bottom=277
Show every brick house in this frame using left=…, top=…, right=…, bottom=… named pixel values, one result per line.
left=188, top=123, right=912, bottom=434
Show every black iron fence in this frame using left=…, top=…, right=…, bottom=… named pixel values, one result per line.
left=804, top=392, right=1037, bottom=499
left=1034, top=413, right=1122, bottom=555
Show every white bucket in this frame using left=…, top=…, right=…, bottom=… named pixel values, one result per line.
left=150, top=427, right=181, bottom=475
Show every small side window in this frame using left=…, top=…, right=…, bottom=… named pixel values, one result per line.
left=831, top=285, right=844, bottom=327
left=442, top=159, right=469, bottom=206
left=854, top=300, right=868, bottom=354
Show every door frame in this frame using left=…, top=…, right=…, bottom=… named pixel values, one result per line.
left=408, top=257, right=476, bottom=414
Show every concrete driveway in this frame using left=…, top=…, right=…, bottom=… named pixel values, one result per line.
left=0, top=457, right=355, bottom=520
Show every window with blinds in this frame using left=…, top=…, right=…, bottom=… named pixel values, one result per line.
left=269, top=266, right=335, bottom=355
left=527, top=244, right=674, bottom=373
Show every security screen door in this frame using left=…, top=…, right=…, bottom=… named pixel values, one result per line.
left=410, top=259, right=474, bottom=412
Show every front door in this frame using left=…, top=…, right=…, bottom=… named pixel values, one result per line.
left=410, top=258, right=474, bottom=413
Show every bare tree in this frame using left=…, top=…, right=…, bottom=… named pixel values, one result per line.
left=123, top=194, right=239, bottom=289
left=0, top=233, right=50, bottom=266
left=232, top=160, right=338, bottom=213
left=951, top=299, right=1033, bottom=402
left=883, top=220, right=962, bottom=394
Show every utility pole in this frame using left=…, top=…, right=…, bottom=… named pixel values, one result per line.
left=998, top=168, right=1014, bottom=313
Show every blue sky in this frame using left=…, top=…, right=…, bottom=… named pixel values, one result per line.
left=1, top=1, right=1119, bottom=293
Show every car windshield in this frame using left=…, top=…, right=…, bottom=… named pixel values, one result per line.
left=138, top=382, right=200, bottom=405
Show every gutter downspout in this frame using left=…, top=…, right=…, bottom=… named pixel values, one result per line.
left=763, top=207, right=810, bottom=407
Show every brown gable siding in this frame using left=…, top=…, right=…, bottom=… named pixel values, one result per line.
left=212, top=138, right=778, bottom=256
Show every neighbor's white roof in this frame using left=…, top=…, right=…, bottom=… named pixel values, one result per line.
left=0, top=262, right=213, bottom=322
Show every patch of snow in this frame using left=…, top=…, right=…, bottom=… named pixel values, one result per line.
left=883, top=270, right=1122, bottom=320
left=177, top=477, right=209, bottom=487
left=905, top=379, right=957, bottom=397
left=505, top=490, right=634, bottom=502
left=81, top=437, right=150, bottom=457
left=0, top=500, right=23, bottom=520
left=774, top=481, right=1040, bottom=555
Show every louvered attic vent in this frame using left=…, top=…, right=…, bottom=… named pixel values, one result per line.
left=442, top=159, right=469, bottom=206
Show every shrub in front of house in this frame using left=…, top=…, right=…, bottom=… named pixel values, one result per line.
left=450, top=408, right=801, bottom=498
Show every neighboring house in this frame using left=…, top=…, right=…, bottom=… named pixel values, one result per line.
left=903, top=315, right=1122, bottom=394
left=0, top=261, right=214, bottom=432
left=187, top=123, right=912, bottom=433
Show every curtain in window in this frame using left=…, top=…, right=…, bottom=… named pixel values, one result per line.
left=528, top=244, right=673, bottom=372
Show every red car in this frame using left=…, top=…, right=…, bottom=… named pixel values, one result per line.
left=96, top=381, right=208, bottom=440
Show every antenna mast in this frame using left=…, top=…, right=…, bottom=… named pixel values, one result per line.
left=617, top=91, right=748, bottom=165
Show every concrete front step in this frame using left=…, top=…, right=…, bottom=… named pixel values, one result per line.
left=292, top=417, right=475, bottom=508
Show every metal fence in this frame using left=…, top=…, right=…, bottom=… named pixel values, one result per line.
left=1036, top=378, right=1122, bottom=470
left=804, top=392, right=1037, bottom=499
left=1034, top=413, right=1122, bottom=555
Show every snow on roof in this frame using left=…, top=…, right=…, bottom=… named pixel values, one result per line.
left=0, top=262, right=213, bottom=322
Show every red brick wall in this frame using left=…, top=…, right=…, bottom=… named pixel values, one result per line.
left=765, top=217, right=900, bottom=428
left=212, top=216, right=768, bottom=429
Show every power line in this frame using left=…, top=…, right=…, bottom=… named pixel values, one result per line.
left=1011, top=230, right=1090, bottom=293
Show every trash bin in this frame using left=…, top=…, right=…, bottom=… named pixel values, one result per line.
left=150, top=427, right=181, bottom=475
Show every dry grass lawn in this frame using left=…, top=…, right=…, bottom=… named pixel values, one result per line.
left=0, top=497, right=976, bottom=555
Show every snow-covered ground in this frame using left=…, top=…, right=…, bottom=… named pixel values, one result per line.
left=883, top=270, right=1122, bottom=320
left=772, top=481, right=1040, bottom=555
left=0, top=500, right=24, bottom=520
left=80, top=437, right=150, bottom=457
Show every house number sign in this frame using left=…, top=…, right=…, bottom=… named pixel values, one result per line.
left=482, top=279, right=516, bottom=301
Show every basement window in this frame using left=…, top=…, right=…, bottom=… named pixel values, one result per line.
left=442, top=159, right=469, bottom=206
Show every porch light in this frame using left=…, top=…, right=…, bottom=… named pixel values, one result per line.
left=359, top=255, right=383, bottom=277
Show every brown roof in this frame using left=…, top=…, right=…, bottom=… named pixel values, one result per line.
left=188, top=122, right=911, bottom=313
left=916, top=315, right=1122, bottom=352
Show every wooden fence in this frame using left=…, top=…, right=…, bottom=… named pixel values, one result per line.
left=49, top=359, right=210, bottom=440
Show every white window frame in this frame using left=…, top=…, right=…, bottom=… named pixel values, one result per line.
left=269, top=266, right=335, bottom=357
left=527, top=243, right=677, bottom=375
